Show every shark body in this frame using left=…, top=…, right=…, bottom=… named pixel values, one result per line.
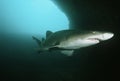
left=32, top=29, right=114, bottom=56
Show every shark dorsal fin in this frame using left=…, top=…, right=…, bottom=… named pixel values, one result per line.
left=46, top=30, right=53, bottom=38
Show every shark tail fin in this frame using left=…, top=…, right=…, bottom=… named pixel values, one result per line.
left=32, top=36, right=42, bottom=47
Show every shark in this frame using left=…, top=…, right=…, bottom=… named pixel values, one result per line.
left=32, top=29, right=114, bottom=56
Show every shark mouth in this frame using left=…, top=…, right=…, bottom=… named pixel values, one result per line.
left=87, top=38, right=101, bottom=42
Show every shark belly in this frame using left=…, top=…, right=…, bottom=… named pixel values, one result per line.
left=58, top=39, right=84, bottom=49
left=58, top=38, right=99, bottom=50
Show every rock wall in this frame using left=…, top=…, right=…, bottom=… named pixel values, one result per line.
left=52, top=0, right=119, bottom=31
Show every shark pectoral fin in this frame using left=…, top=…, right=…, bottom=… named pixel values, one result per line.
left=61, top=50, right=74, bottom=56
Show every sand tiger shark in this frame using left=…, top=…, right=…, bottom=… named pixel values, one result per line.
left=32, top=29, right=114, bottom=56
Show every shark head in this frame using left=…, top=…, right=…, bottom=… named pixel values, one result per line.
left=53, top=30, right=114, bottom=50
left=81, top=31, right=114, bottom=45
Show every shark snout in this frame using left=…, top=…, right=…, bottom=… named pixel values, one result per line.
left=102, top=32, right=114, bottom=40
